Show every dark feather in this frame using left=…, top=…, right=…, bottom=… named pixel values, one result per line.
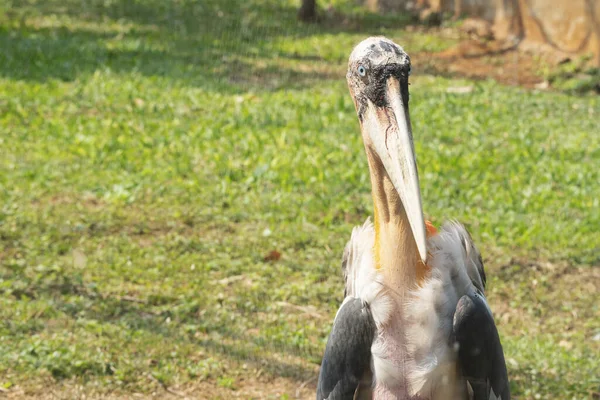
left=453, top=293, right=511, bottom=400
left=316, top=298, right=376, bottom=400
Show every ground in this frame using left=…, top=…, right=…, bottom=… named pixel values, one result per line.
left=0, top=0, right=599, bottom=399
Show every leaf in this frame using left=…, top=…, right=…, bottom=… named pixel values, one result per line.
left=263, top=250, right=281, bottom=262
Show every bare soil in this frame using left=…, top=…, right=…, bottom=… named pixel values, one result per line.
left=416, top=39, right=546, bottom=88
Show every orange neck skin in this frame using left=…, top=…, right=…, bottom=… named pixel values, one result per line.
left=366, top=147, right=431, bottom=296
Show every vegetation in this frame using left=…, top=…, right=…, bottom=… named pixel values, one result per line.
left=542, top=55, right=600, bottom=94
left=0, top=0, right=598, bottom=398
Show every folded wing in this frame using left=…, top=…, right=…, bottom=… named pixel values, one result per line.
left=317, top=219, right=390, bottom=400
left=316, top=298, right=376, bottom=400
left=453, top=293, right=511, bottom=400
left=449, top=223, right=510, bottom=400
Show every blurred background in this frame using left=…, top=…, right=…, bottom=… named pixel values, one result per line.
left=0, top=0, right=598, bottom=398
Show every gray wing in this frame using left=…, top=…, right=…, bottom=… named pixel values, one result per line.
left=453, top=293, right=511, bottom=400
left=316, top=298, right=375, bottom=400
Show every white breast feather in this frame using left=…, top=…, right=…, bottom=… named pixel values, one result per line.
left=342, top=219, right=401, bottom=389
left=405, top=221, right=484, bottom=397
left=342, top=219, right=487, bottom=397
left=341, top=218, right=393, bottom=328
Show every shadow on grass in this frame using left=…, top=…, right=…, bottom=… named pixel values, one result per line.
left=198, top=337, right=315, bottom=381
left=2, top=270, right=317, bottom=382
left=0, top=0, right=413, bottom=92
left=0, top=25, right=337, bottom=92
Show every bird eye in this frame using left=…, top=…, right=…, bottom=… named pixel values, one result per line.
left=357, top=65, right=366, bottom=77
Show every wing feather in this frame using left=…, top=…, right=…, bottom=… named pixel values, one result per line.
left=318, top=219, right=385, bottom=399
left=316, top=298, right=376, bottom=400
left=453, top=293, right=511, bottom=400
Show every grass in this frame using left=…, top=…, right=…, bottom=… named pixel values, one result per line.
left=0, top=0, right=599, bottom=398
left=541, top=55, right=600, bottom=94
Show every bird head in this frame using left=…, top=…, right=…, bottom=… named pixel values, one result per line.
left=347, top=37, right=427, bottom=263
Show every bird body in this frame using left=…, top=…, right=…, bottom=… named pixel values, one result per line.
left=316, top=37, right=510, bottom=400
left=322, top=219, right=497, bottom=399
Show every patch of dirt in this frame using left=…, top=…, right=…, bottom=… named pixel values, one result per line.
left=30, top=192, right=107, bottom=210
left=189, top=377, right=316, bottom=400
left=488, top=260, right=600, bottom=342
left=2, top=376, right=317, bottom=399
left=414, top=39, right=547, bottom=88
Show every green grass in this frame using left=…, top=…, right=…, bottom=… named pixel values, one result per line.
left=542, top=55, right=600, bottom=94
left=0, top=0, right=599, bottom=398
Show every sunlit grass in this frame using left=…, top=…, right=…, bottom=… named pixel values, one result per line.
left=0, top=0, right=598, bottom=398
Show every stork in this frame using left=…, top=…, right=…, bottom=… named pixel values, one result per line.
left=316, top=37, right=510, bottom=400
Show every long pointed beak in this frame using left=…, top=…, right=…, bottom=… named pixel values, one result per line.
left=361, top=78, right=427, bottom=263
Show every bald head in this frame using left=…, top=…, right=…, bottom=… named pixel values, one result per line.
left=348, top=37, right=410, bottom=68
left=346, top=37, right=412, bottom=121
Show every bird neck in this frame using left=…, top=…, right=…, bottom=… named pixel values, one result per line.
left=366, top=148, right=427, bottom=295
